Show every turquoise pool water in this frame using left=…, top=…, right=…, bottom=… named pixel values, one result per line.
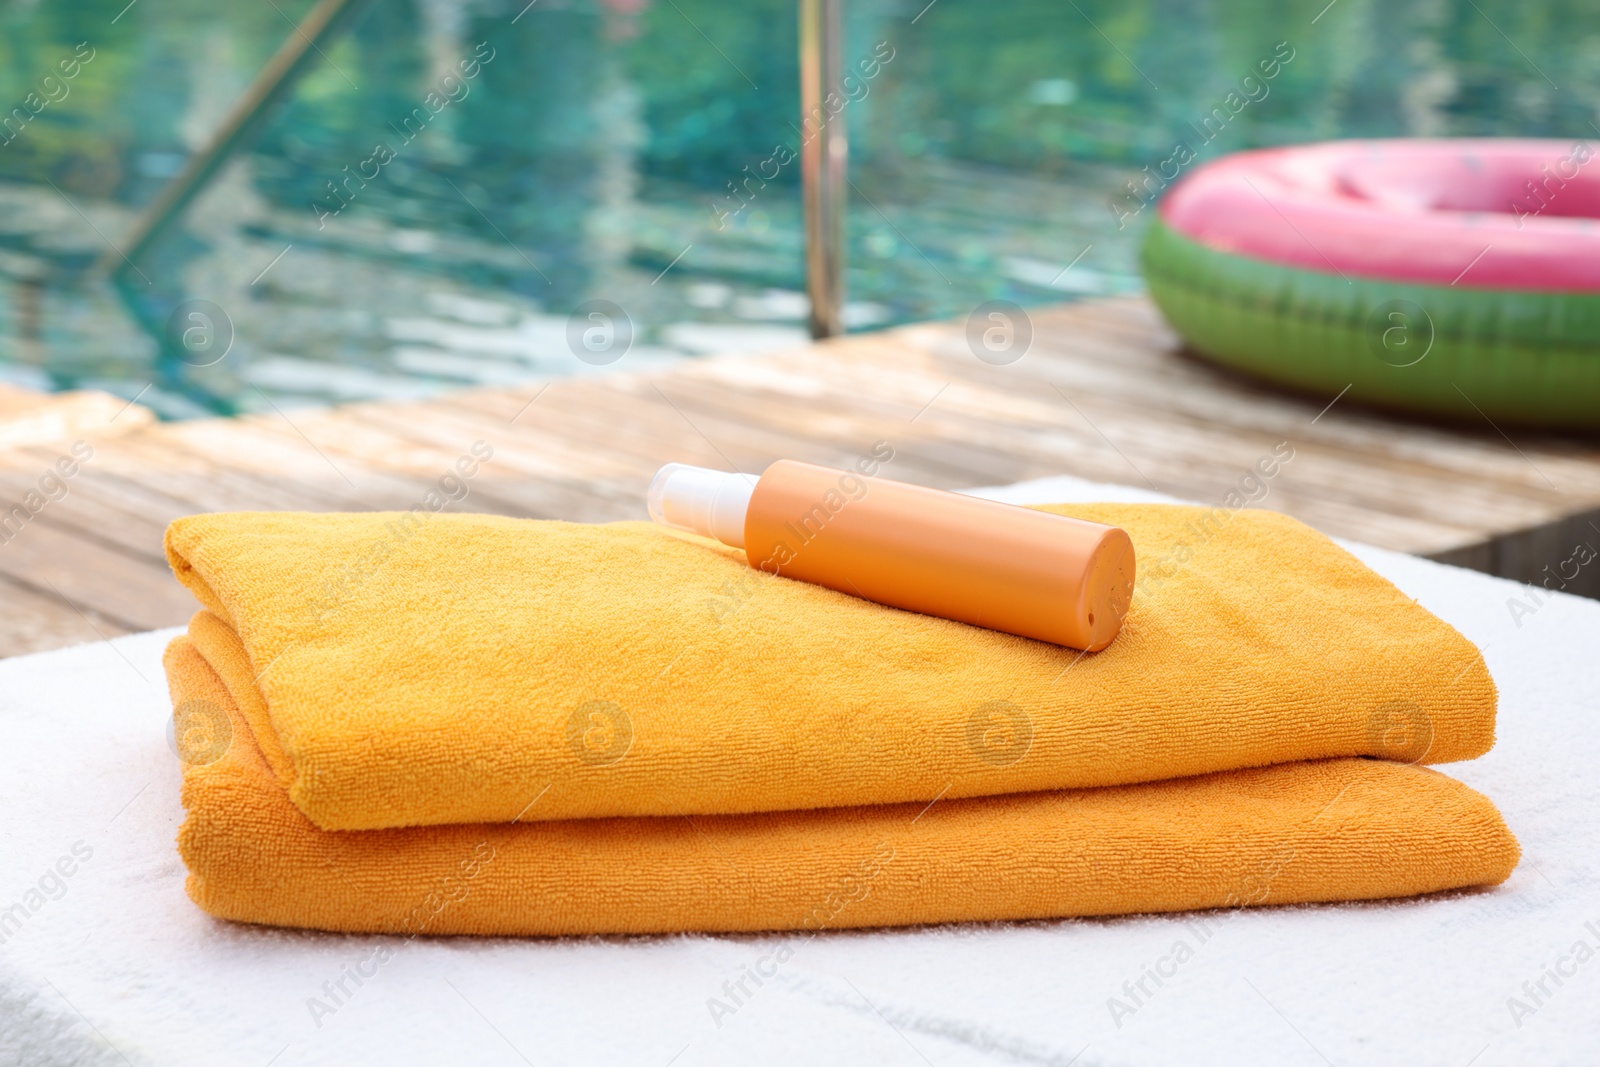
left=0, top=0, right=1594, bottom=415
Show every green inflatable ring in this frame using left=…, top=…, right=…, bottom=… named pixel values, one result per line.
left=1140, top=140, right=1600, bottom=432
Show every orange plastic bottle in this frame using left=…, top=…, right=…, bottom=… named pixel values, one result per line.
left=647, top=459, right=1136, bottom=651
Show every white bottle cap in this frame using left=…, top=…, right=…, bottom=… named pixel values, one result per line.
left=646, top=463, right=757, bottom=549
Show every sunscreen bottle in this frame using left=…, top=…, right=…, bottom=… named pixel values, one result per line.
left=647, top=459, right=1136, bottom=651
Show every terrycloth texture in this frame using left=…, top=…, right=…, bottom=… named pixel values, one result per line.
left=163, top=504, right=1497, bottom=831
left=3, top=476, right=1587, bottom=1067
left=165, top=635, right=1518, bottom=936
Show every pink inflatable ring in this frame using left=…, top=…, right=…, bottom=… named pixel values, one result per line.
left=1142, top=138, right=1600, bottom=429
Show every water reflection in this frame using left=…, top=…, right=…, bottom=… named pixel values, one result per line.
left=0, top=0, right=1592, bottom=415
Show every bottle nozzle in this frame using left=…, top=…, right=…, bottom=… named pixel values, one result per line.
left=646, top=464, right=757, bottom=549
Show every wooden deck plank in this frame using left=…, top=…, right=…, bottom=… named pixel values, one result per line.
left=93, top=435, right=356, bottom=514
left=0, top=383, right=154, bottom=450
left=0, top=454, right=182, bottom=564
left=0, top=573, right=132, bottom=657
left=5, top=293, right=1600, bottom=659
left=0, top=514, right=194, bottom=631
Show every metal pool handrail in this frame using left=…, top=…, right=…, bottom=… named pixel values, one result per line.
left=799, top=0, right=847, bottom=338
left=103, top=0, right=848, bottom=340
left=98, top=0, right=375, bottom=282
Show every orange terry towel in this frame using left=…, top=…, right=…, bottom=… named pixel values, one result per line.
left=163, top=503, right=1497, bottom=832
left=167, top=637, right=1519, bottom=936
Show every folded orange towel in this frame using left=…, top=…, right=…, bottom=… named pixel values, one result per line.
left=166, top=636, right=1519, bottom=935
left=164, top=504, right=1495, bottom=832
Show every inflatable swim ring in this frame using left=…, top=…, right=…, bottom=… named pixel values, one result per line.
left=1141, top=138, right=1600, bottom=430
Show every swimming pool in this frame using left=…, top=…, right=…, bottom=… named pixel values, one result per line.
left=0, top=0, right=1591, bottom=416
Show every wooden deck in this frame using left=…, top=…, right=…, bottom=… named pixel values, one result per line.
left=3, top=294, right=1599, bottom=658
